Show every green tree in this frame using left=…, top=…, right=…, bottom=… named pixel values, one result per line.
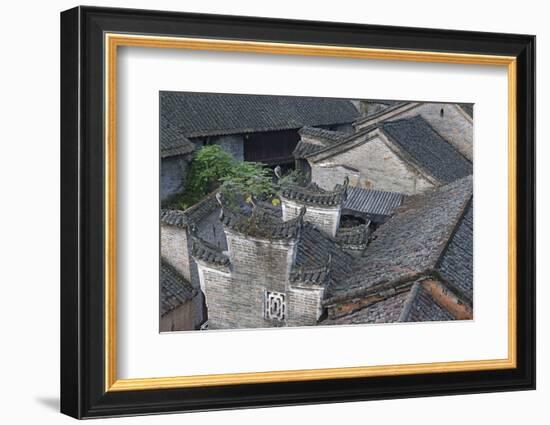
left=220, top=161, right=277, bottom=205
left=178, top=145, right=234, bottom=208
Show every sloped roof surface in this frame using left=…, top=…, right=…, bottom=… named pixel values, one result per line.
left=293, top=223, right=355, bottom=288
left=436, top=202, right=473, bottom=303
left=400, top=283, right=455, bottom=322
left=161, top=124, right=195, bottom=158
left=160, top=259, right=196, bottom=316
left=160, top=92, right=360, bottom=138
left=326, top=176, right=473, bottom=302
left=323, top=290, right=410, bottom=325
left=294, top=126, right=348, bottom=158
left=381, top=115, right=473, bottom=184
left=343, top=187, right=404, bottom=217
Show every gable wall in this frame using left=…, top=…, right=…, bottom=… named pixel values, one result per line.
left=388, top=103, right=473, bottom=161
left=311, top=136, right=434, bottom=195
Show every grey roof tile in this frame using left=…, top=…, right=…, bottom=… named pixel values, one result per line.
left=323, top=290, right=410, bottom=325
left=436, top=202, right=473, bottom=303
left=381, top=115, right=473, bottom=184
left=190, top=235, right=230, bottom=267
left=293, top=223, right=355, bottom=289
left=160, top=191, right=219, bottom=228
left=280, top=180, right=349, bottom=207
left=161, top=92, right=360, bottom=138
left=343, top=187, right=404, bottom=218
left=399, top=283, right=455, bottom=322
left=219, top=204, right=306, bottom=240
left=160, top=259, right=196, bottom=315
left=325, top=176, right=473, bottom=303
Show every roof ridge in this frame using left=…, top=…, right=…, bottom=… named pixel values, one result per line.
left=280, top=178, right=349, bottom=207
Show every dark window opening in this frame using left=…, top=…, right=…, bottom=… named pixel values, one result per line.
left=244, top=129, right=300, bottom=165
left=340, top=215, right=367, bottom=228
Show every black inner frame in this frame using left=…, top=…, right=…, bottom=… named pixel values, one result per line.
left=60, top=6, right=535, bottom=419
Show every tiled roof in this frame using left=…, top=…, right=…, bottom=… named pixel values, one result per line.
left=160, top=259, right=196, bottom=316
left=220, top=204, right=306, bottom=240
left=293, top=223, right=354, bottom=290
left=280, top=180, right=349, bottom=207
left=324, top=282, right=455, bottom=325
left=160, top=209, right=188, bottom=228
left=160, top=191, right=219, bottom=228
left=353, top=101, right=410, bottom=126
left=325, top=176, right=473, bottom=303
left=335, top=224, right=371, bottom=250
left=190, top=235, right=230, bottom=267
left=381, top=115, right=473, bottom=184
left=289, top=259, right=331, bottom=287
left=293, top=127, right=348, bottom=159
left=160, top=125, right=195, bottom=158
left=323, top=290, right=410, bottom=325
left=343, top=187, right=404, bottom=218
left=436, top=202, right=473, bottom=303
left=399, top=283, right=455, bottom=322
left=160, top=92, right=360, bottom=138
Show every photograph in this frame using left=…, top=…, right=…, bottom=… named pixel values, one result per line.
left=159, top=92, right=474, bottom=332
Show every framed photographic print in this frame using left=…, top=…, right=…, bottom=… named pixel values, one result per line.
left=60, top=6, right=535, bottom=419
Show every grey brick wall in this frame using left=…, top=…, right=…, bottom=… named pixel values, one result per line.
left=287, top=287, right=324, bottom=326
left=161, top=224, right=192, bottom=282
left=199, top=228, right=326, bottom=329
left=160, top=155, right=189, bottom=201
left=226, top=231, right=297, bottom=285
left=282, top=199, right=341, bottom=237
left=311, top=135, right=434, bottom=195
left=211, top=134, right=244, bottom=161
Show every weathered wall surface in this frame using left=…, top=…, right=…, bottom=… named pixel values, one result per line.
left=225, top=231, right=297, bottom=284
left=161, top=221, right=213, bottom=328
left=310, top=165, right=360, bottom=191
left=287, top=287, right=325, bottom=326
left=282, top=199, right=341, bottom=237
left=211, top=134, right=244, bottom=161
left=160, top=300, right=195, bottom=332
left=392, top=103, right=473, bottom=161
left=201, top=230, right=326, bottom=329
left=160, top=155, right=189, bottom=201
left=161, top=224, right=192, bottom=282
left=311, top=136, right=434, bottom=195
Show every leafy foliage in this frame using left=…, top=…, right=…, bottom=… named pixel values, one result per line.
left=277, top=169, right=308, bottom=187
left=176, top=145, right=234, bottom=209
left=166, top=145, right=311, bottom=211
left=221, top=162, right=278, bottom=206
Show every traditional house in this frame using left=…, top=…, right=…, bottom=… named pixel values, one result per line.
left=160, top=260, right=197, bottom=332
left=294, top=114, right=472, bottom=195
left=160, top=92, right=361, bottom=197
left=353, top=101, right=474, bottom=160
left=160, top=191, right=226, bottom=329
left=189, top=175, right=473, bottom=330
left=160, top=124, right=195, bottom=200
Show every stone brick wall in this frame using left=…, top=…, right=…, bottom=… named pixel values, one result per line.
left=160, top=155, right=189, bottom=201
left=310, top=165, right=360, bottom=191
left=161, top=224, right=192, bottom=282
left=161, top=222, right=210, bottom=328
left=211, top=134, right=244, bottom=161
left=310, top=134, right=434, bottom=195
left=225, top=230, right=297, bottom=284
left=282, top=199, right=341, bottom=237
left=287, top=287, right=325, bottom=326
left=198, top=227, right=328, bottom=329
